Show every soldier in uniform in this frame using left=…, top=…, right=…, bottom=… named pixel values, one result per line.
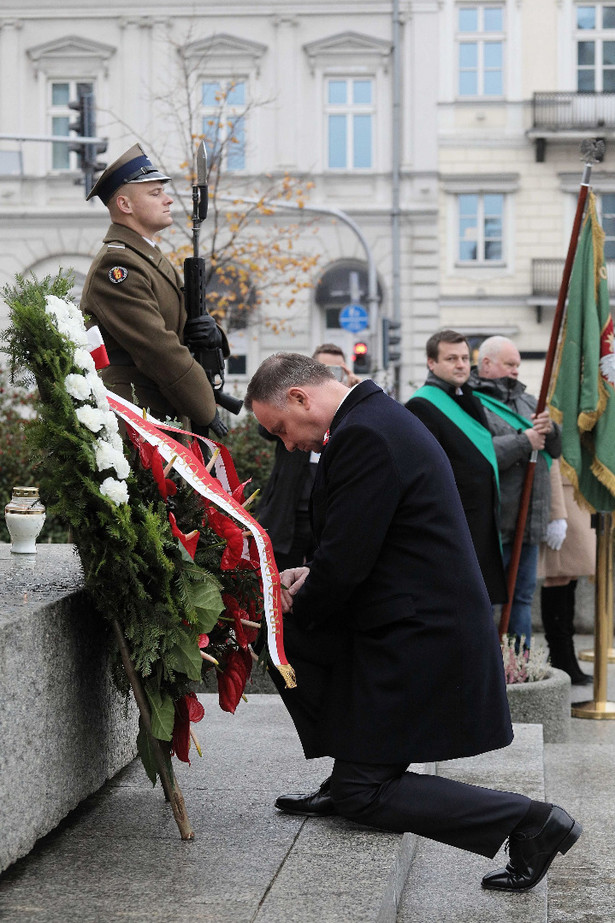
left=81, top=143, right=227, bottom=428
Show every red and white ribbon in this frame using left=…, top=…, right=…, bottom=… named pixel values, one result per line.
left=86, top=326, right=110, bottom=371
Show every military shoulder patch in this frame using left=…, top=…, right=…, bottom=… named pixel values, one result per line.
left=108, top=266, right=128, bottom=284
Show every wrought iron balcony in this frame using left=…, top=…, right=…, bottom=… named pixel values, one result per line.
left=532, top=258, right=615, bottom=297
left=532, top=91, right=615, bottom=132
left=529, top=92, right=615, bottom=160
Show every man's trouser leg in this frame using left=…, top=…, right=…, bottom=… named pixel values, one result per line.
left=330, top=760, right=531, bottom=859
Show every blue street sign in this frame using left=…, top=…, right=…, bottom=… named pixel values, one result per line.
left=339, top=303, right=369, bottom=333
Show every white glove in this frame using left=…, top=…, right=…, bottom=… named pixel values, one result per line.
left=545, top=518, right=567, bottom=551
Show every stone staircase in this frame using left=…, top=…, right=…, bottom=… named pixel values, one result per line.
left=397, top=725, right=547, bottom=923
left=0, top=693, right=548, bottom=923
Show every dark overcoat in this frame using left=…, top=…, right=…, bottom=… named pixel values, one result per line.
left=406, top=381, right=507, bottom=603
left=80, top=223, right=217, bottom=425
left=285, top=381, right=513, bottom=765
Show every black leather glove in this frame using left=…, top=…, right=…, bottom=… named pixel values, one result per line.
left=183, top=315, right=223, bottom=350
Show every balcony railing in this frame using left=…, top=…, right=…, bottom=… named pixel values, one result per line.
left=532, top=92, right=615, bottom=131
left=532, top=258, right=615, bottom=296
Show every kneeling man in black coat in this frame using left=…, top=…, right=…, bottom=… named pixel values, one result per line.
left=245, top=352, right=581, bottom=893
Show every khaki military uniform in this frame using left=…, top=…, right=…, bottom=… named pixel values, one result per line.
left=80, top=223, right=218, bottom=426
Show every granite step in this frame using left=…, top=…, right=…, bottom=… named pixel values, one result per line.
left=0, top=695, right=419, bottom=923
left=396, top=724, right=547, bottom=923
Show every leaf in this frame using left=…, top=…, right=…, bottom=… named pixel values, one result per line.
left=186, top=578, right=224, bottom=634
left=167, top=628, right=205, bottom=681
left=143, top=678, right=175, bottom=741
left=136, top=716, right=158, bottom=786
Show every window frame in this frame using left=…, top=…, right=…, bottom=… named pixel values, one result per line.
left=324, top=75, right=375, bottom=172
left=575, top=3, right=615, bottom=92
left=456, top=191, right=506, bottom=266
left=48, top=78, right=94, bottom=173
left=200, top=76, right=249, bottom=173
left=456, top=3, right=505, bottom=98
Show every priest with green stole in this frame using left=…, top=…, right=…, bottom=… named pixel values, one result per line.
left=406, top=329, right=507, bottom=604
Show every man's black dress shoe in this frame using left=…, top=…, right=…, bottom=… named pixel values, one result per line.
left=482, top=804, right=582, bottom=892
left=274, top=778, right=336, bottom=816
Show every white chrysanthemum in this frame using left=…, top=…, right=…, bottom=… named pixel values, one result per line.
left=45, top=295, right=89, bottom=347
left=86, top=372, right=109, bottom=409
left=75, top=405, right=106, bottom=433
left=64, top=373, right=92, bottom=402
left=104, top=429, right=124, bottom=452
left=100, top=476, right=129, bottom=506
left=101, top=409, right=120, bottom=433
left=94, top=438, right=131, bottom=479
left=73, top=347, right=96, bottom=373
left=45, top=295, right=71, bottom=324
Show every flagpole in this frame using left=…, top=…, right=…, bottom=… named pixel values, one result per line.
left=572, top=512, right=615, bottom=719
left=498, top=141, right=603, bottom=637
left=579, top=517, right=615, bottom=664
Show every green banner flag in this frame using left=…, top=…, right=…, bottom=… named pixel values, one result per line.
left=548, top=192, right=615, bottom=512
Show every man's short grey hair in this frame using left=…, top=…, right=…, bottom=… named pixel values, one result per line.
left=244, top=352, right=335, bottom=411
left=477, top=335, right=514, bottom=368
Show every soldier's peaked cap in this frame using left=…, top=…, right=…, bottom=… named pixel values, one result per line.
left=87, top=143, right=171, bottom=204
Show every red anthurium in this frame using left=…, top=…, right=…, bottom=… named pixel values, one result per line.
left=150, top=446, right=177, bottom=501
left=206, top=506, right=245, bottom=570
left=168, top=511, right=199, bottom=559
left=222, top=593, right=249, bottom=648
left=231, top=478, right=252, bottom=506
left=198, top=633, right=209, bottom=649
left=125, top=424, right=157, bottom=471
left=217, top=648, right=252, bottom=714
left=172, top=692, right=205, bottom=763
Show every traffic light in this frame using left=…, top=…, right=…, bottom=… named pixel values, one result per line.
left=69, top=90, right=107, bottom=196
left=382, top=317, right=402, bottom=368
left=353, top=341, right=371, bottom=375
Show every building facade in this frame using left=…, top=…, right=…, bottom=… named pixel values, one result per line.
left=438, top=0, right=615, bottom=394
left=0, top=0, right=612, bottom=402
left=0, top=0, right=441, bottom=402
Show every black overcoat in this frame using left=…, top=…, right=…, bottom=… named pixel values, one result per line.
left=406, top=382, right=507, bottom=604
left=286, top=381, right=513, bottom=765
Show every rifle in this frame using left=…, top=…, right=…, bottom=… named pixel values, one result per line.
left=183, top=141, right=243, bottom=438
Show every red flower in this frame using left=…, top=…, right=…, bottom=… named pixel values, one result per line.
left=206, top=505, right=245, bottom=570
left=217, top=647, right=252, bottom=714
left=231, top=478, right=252, bottom=506
left=125, top=425, right=177, bottom=501
left=168, top=512, right=199, bottom=559
left=172, top=692, right=205, bottom=764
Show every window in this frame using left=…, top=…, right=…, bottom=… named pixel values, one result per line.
left=326, top=78, right=373, bottom=170
left=600, top=193, right=615, bottom=258
left=201, top=79, right=247, bottom=172
left=458, top=193, right=504, bottom=262
left=49, top=80, right=93, bottom=170
left=457, top=5, right=504, bottom=96
left=576, top=5, right=615, bottom=91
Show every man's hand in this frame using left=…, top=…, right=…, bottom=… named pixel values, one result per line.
left=279, top=566, right=310, bottom=613
left=184, top=315, right=223, bottom=350
left=342, top=364, right=361, bottom=387
left=524, top=427, right=546, bottom=451
left=531, top=409, right=553, bottom=435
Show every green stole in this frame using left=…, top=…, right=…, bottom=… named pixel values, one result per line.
left=411, top=385, right=500, bottom=491
left=473, top=391, right=552, bottom=469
